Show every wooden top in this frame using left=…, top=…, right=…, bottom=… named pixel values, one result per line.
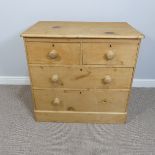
left=21, top=21, right=144, bottom=39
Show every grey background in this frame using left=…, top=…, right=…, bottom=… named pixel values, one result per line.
left=0, top=0, right=154, bottom=79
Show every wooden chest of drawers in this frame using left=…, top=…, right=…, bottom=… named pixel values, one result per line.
left=22, top=21, right=143, bottom=123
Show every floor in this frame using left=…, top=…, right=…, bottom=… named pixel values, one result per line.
left=0, top=86, right=155, bottom=155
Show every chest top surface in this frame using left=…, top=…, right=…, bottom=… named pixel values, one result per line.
left=21, top=21, right=144, bottom=39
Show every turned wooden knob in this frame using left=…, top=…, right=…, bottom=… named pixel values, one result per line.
left=51, top=74, right=59, bottom=82
left=52, top=98, right=60, bottom=105
left=103, top=75, right=112, bottom=84
left=106, top=50, right=115, bottom=60
left=49, top=50, right=58, bottom=59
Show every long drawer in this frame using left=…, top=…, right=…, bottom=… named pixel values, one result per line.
left=30, top=66, right=133, bottom=89
left=33, top=89, right=129, bottom=112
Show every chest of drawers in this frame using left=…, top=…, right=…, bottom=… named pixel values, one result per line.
left=22, top=21, right=143, bottom=123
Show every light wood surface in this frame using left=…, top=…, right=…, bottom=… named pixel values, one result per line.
left=30, top=66, right=133, bottom=89
left=83, top=42, right=138, bottom=67
left=21, top=21, right=144, bottom=39
left=26, top=42, right=81, bottom=64
left=33, top=88, right=129, bottom=112
left=24, top=38, right=140, bottom=43
left=35, top=110, right=127, bottom=123
left=25, top=39, right=139, bottom=67
left=22, top=21, right=143, bottom=123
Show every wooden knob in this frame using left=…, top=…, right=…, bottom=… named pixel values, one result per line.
left=52, top=98, right=60, bottom=105
left=103, top=75, right=112, bottom=84
left=106, top=50, right=115, bottom=60
left=51, top=74, right=59, bottom=82
left=49, top=50, right=58, bottom=59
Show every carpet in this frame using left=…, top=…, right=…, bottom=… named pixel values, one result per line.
left=0, top=86, right=155, bottom=155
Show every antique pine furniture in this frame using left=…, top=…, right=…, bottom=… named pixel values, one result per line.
left=21, top=21, right=144, bottom=123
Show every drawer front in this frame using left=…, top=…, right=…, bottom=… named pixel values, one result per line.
left=33, top=89, right=129, bottom=112
left=83, top=42, right=138, bottom=67
left=26, top=42, right=81, bottom=64
left=30, top=66, right=133, bottom=89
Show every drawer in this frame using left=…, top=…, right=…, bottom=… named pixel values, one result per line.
left=30, top=66, right=133, bottom=89
left=26, top=42, right=81, bottom=64
left=83, top=42, right=138, bottom=67
left=33, top=89, right=129, bottom=112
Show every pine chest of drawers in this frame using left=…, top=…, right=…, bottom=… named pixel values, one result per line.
left=22, top=21, right=144, bottom=123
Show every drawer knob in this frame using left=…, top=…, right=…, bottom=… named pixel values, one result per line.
left=106, top=50, right=115, bottom=60
left=51, top=74, right=59, bottom=82
left=49, top=50, right=58, bottom=59
left=52, top=97, right=61, bottom=105
left=103, top=75, right=112, bottom=84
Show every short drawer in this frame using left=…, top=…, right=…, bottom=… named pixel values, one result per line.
left=33, top=89, right=129, bottom=112
left=26, top=42, right=81, bottom=64
left=83, top=42, right=138, bottom=67
left=30, top=66, right=133, bottom=89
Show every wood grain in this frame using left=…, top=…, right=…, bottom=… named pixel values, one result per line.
left=33, top=88, right=129, bottom=112
left=29, top=66, right=133, bottom=89
left=26, top=42, right=81, bottom=64
left=24, top=38, right=140, bottom=43
left=35, top=110, right=127, bottom=123
left=21, top=21, right=144, bottom=39
left=22, top=21, right=143, bottom=123
left=83, top=42, right=138, bottom=67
